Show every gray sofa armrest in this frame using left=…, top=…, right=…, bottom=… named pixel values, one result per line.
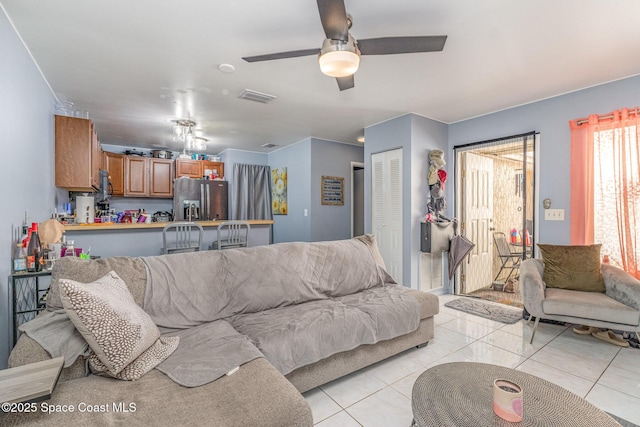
left=519, top=259, right=546, bottom=317
left=404, top=289, right=439, bottom=319
left=602, top=264, right=640, bottom=310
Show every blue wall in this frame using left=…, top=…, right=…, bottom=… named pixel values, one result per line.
left=268, top=140, right=312, bottom=242
left=364, top=114, right=449, bottom=288
left=1, top=9, right=58, bottom=368
left=267, top=138, right=364, bottom=243
left=310, top=139, right=364, bottom=242
left=448, top=74, right=640, bottom=245
left=409, top=115, right=449, bottom=287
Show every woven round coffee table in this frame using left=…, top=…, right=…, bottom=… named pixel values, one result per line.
left=411, top=362, right=621, bottom=427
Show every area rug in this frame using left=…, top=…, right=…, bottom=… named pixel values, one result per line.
left=465, top=288, right=524, bottom=308
left=445, top=297, right=523, bottom=324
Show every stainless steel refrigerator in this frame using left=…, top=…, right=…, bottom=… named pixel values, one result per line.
left=173, top=177, right=228, bottom=221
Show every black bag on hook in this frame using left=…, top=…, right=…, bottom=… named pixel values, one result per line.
left=420, top=221, right=454, bottom=253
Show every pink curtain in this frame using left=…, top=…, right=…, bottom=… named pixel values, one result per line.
left=569, top=115, right=597, bottom=245
left=570, top=108, right=639, bottom=279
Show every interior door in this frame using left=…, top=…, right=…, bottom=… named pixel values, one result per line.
left=462, top=152, right=494, bottom=293
left=371, top=149, right=403, bottom=283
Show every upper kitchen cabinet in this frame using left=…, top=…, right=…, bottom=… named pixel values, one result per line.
left=125, top=157, right=174, bottom=198
left=203, top=160, right=224, bottom=179
left=175, top=159, right=224, bottom=179
left=149, top=158, right=174, bottom=197
left=175, top=159, right=202, bottom=178
left=124, top=156, right=147, bottom=197
left=103, top=151, right=125, bottom=196
left=55, top=115, right=101, bottom=191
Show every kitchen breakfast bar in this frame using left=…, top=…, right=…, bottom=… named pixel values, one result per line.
left=63, top=220, right=274, bottom=258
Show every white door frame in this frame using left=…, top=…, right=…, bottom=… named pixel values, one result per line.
left=453, top=133, right=540, bottom=294
left=351, top=161, right=365, bottom=237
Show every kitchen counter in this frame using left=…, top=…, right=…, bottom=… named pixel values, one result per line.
left=64, top=219, right=274, bottom=231
left=62, top=220, right=274, bottom=258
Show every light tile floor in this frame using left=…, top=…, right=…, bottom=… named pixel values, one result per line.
left=304, top=294, right=640, bottom=426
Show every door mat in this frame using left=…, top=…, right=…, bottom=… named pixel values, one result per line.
left=466, top=288, right=523, bottom=308
left=445, top=298, right=523, bottom=324
left=608, top=412, right=639, bottom=427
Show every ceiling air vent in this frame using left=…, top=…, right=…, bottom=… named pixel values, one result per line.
left=261, top=143, right=277, bottom=148
left=238, top=89, right=277, bottom=104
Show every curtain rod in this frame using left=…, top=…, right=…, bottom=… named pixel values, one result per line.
left=576, top=108, right=639, bottom=126
left=453, top=131, right=537, bottom=150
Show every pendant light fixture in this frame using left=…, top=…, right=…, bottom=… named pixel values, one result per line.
left=173, top=119, right=207, bottom=154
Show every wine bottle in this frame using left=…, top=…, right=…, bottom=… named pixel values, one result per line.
left=27, top=222, right=43, bottom=272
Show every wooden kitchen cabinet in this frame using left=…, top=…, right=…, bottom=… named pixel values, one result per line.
left=124, top=156, right=148, bottom=197
left=55, top=115, right=102, bottom=191
left=175, top=159, right=224, bottom=179
left=124, top=157, right=174, bottom=198
left=103, top=152, right=125, bottom=196
left=203, top=161, right=224, bottom=179
left=149, top=158, right=174, bottom=197
left=175, top=159, right=202, bottom=178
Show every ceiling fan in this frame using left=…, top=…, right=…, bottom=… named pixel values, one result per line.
left=242, top=0, right=447, bottom=91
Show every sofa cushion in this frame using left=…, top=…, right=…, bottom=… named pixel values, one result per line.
left=49, top=256, right=147, bottom=310
left=335, top=286, right=421, bottom=341
left=230, top=299, right=376, bottom=375
left=142, top=235, right=391, bottom=329
left=538, top=244, right=605, bottom=292
left=0, top=358, right=313, bottom=427
left=230, top=290, right=420, bottom=375
left=543, top=288, right=640, bottom=326
left=59, top=271, right=178, bottom=379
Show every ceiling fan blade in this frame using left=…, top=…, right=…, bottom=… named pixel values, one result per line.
left=358, top=36, right=447, bottom=55
left=243, top=48, right=320, bottom=63
left=317, top=0, right=349, bottom=41
left=336, top=75, right=354, bottom=91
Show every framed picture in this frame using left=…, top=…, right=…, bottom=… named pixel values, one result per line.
left=271, top=167, right=288, bottom=215
left=321, top=176, right=344, bottom=206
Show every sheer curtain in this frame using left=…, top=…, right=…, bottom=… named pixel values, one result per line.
left=231, top=163, right=273, bottom=220
left=570, top=108, right=639, bottom=278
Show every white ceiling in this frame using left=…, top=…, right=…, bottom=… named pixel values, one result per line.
left=3, top=0, right=640, bottom=154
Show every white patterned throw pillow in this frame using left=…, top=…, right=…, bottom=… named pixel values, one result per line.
left=59, top=271, right=178, bottom=379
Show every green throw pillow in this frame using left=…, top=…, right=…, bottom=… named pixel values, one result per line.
left=537, top=244, right=605, bottom=292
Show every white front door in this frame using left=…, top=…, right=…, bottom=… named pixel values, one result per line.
left=371, top=149, right=403, bottom=283
left=462, top=152, right=494, bottom=293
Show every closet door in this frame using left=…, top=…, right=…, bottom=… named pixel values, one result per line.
left=371, top=149, right=403, bottom=283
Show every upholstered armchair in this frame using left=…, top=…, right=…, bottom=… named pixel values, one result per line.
left=520, top=258, right=640, bottom=344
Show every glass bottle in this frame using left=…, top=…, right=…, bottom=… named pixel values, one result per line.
left=27, top=222, right=43, bottom=272
left=63, top=240, right=77, bottom=257
left=13, top=242, right=27, bottom=273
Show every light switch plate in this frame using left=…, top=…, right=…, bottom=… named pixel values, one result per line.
left=544, top=209, right=565, bottom=221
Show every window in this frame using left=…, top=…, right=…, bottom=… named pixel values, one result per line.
left=570, top=109, right=639, bottom=278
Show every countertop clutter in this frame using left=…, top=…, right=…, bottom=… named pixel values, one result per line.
left=64, top=219, right=274, bottom=231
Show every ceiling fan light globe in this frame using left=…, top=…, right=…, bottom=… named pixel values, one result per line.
left=319, top=50, right=360, bottom=77
left=318, top=34, right=361, bottom=78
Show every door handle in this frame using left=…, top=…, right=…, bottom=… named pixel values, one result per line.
left=205, top=184, right=210, bottom=220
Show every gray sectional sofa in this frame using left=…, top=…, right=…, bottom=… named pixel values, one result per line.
left=6, top=235, right=439, bottom=426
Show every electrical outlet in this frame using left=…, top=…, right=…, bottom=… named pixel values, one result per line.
left=544, top=209, right=565, bottom=221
